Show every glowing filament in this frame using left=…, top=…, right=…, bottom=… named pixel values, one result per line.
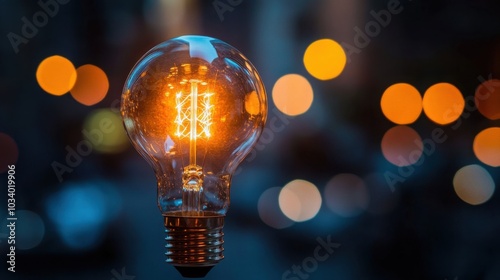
left=174, top=80, right=213, bottom=165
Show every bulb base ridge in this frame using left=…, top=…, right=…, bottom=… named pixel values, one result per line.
left=164, top=213, right=224, bottom=278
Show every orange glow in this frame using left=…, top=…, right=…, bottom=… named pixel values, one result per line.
left=381, top=126, right=423, bottom=167
left=453, top=165, right=495, bottom=205
left=473, top=127, right=500, bottom=167
left=475, top=79, right=500, bottom=120
left=0, top=133, right=18, bottom=173
left=245, top=91, right=260, bottom=115
left=303, top=39, right=346, bottom=80
left=422, top=83, right=464, bottom=125
left=278, top=179, right=321, bottom=222
left=70, top=64, right=109, bottom=106
left=272, top=74, right=313, bottom=116
left=380, top=83, right=422, bottom=124
left=36, top=55, right=77, bottom=96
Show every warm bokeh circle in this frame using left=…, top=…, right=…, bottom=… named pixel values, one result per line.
left=303, top=39, right=347, bottom=80
left=422, top=83, right=464, bottom=125
left=381, top=83, right=422, bottom=125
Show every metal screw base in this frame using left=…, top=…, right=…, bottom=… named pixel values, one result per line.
left=164, top=213, right=224, bottom=277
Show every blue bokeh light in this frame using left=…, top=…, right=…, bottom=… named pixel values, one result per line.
left=45, top=181, right=122, bottom=250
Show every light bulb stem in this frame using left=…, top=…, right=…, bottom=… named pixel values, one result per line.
left=182, top=187, right=201, bottom=212
left=164, top=213, right=224, bottom=268
left=189, top=80, right=198, bottom=166
left=181, top=165, right=204, bottom=212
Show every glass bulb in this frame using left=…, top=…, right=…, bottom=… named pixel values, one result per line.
left=121, top=35, right=267, bottom=277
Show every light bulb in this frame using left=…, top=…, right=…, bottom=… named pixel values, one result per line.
left=121, top=35, right=267, bottom=277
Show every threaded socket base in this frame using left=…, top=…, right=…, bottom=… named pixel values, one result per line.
left=164, top=213, right=224, bottom=272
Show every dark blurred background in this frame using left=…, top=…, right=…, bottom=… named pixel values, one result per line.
left=1, top=0, right=500, bottom=279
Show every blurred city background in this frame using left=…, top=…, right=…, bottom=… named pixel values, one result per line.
left=1, top=0, right=500, bottom=279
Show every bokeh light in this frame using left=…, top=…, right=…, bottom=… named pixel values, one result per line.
left=70, top=64, right=109, bottom=106
left=473, top=127, right=500, bottom=167
left=272, top=74, right=313, bottom=116
left=0, top=132, right=18, bottom=173
left=46, top=185, right=107, bottom=249
left=36, top=55, right=77, bottom=96
left=303, top=39, right=347, bottom=80
left=380, top=83, right=422, bottom=124
left=453, top=164, right=495, bottom=205
left=83, top=109, right=129, bottom=153
left=475, top=79, right=500, bottom=120
left=16, top=210, right=45, bottom=250
left=422, top=82, right=464, bottom=125
left=258, top=187, right=294, bottom=229
left=324, top=173, right=369, bottom=217
left=381, top=126, right=423, bottom=167
left=45, top=182, right=121, bottom=250
left=278, top=179, right=321, bottom=222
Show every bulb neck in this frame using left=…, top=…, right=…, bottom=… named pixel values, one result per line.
left=164, top=212, right=224, bottom=278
